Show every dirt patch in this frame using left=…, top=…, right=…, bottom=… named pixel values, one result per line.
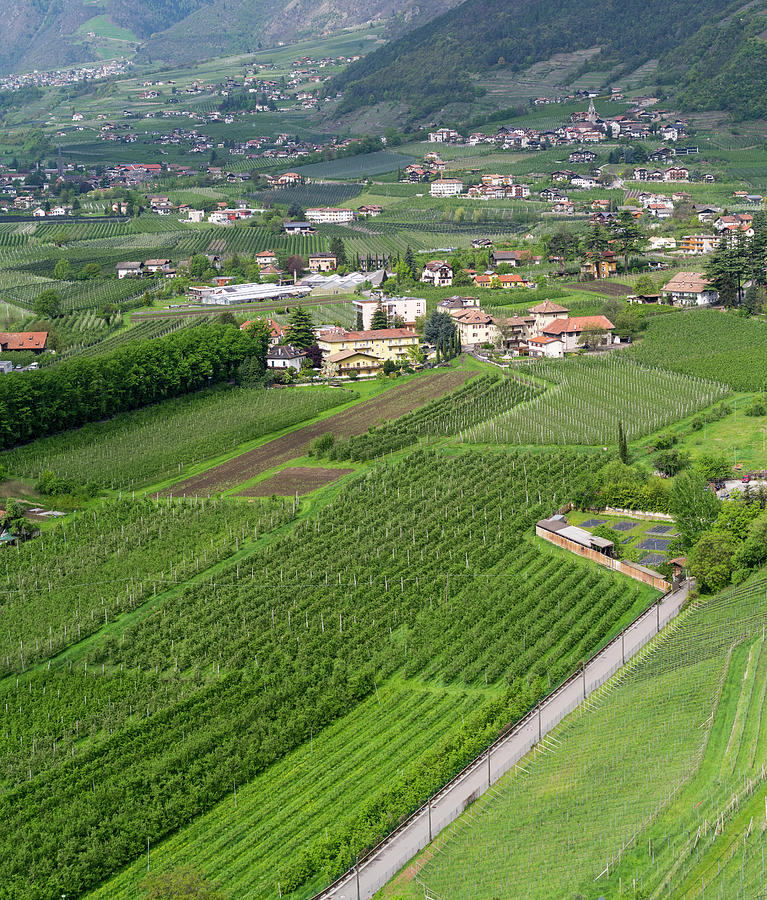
left=165, top=369, right=475, bottom=496
left=240, top=467, right=354, bottom=497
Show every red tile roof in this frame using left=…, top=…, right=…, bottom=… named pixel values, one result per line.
left=529, top=300, right=569, bottom=314
left=0, top=331, right=47, bottom=350
left=543, top=315, right=614, bottom=335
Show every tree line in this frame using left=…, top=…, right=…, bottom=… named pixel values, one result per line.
left=0, top=323, right=267, bottom=449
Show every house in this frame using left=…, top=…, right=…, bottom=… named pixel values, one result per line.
left=552, top=200, right=575, bottom=215
left=528, top=300, right=570, bottom=334
left=569, top=150, right=597, bottom=164
left=496, top=272, right=535, bottom=289
left=283, top=221, right=316, bottom=235
left=0, top=331, right=48, bottom=353
left=316, top=328, right=419, bottom=363
left=144, top=258, right=172, bottom=274
left=324, top=349, right=382, bottom=377
left=714, top=213, right=753, bottom=236
left=420, top=260, right=453, bottom=287
left=527, top=335, right=565, bottom=358
left=694, top=205, right=721, bottom=224
left=436, top=296, right=479, bottom=313
left=255, top=250, right=278, bottom=266
left=664, top=166, right=689, bottom=182
left=428, top=128, right=460, bottom=143
left=679, top=234, right=718, bottom=255
left=430, top=178, right=464, bottom=198
left=266, top=344, right=307, bottom=371
left=541, top=315, right=614, bottom=351
left=491, top=250, right=532, bottom=267
left=32, top=208, right=47, bottom=217
left=116, top=261, right=144, bottom=279
left=353, top=296, right=426, bottom=330
left=580, top=252, right=618, bottom=280
left=570, top=175, right=599, bottom=189
left=648, top=236, right=677, bottom=251
left=187, top=209, right=205, bottom=223
left=358, top=205, right=383, bottom=217
left=450, top=308, right=498, bottom=347
left=305, top=207, right=354, bottom=224
left=308, top=253, right=337, bottom=273
left=494, top=314, right=535, bottom=351
left=662, top=272, right=718, bottom=306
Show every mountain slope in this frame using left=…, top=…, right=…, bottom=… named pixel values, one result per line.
left=0, top=0, right=461, bottom=73
left=329, top=0, right=754, bottom=120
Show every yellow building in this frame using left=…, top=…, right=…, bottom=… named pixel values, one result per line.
left=318, top=328, right=419, bottom=366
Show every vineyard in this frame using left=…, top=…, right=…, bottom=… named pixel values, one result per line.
left=2, top=384, right=354, bottom=489
left=0, top=448, right=657, bottom=899
left=247, top=182, right=364, bottom=208
left=326, top=373, right=538, bottom=460
left=465, top=355, right=729, bottom=445
left=417, top=572, right=767, bottom=900
left=629, top=308, right=767, bottom=391
left=0, top=496, right=293, bottom=678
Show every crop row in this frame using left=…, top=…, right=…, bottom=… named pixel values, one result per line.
left=327, top=374, right=538, bottom=460
left=3, top=383, right=354, bottom=490
left=0, top=448, right=654, bottom=898
left=466, top=355, right=729, bottom=445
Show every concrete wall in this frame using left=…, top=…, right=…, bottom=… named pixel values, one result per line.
left=536, top=526, right=670, bottom=591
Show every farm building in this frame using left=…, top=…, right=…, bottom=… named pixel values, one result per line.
left=324, top=349, right=382, bottom=377
left=189, top=283, right=310, bottom=305
left=0, top=332, right=48, bottom=353
left=662, top=272, right=718, bottom=306
left=536, top=515, right=615, bottom=555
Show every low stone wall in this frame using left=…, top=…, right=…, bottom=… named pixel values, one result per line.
left=602, top=507, right=674, bottom=522
left=536, top=526, right=670, bottom=591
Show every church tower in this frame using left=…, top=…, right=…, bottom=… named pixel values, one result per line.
left=587, top=98, right=598, bottom=124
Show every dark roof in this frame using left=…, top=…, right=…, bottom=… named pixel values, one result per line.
left=267, top=344, right=307, bottom=360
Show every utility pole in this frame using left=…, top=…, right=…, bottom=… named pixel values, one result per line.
left=356, top=859, right=360, bottom=900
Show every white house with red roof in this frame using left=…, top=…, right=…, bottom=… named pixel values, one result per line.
left=540, top=315, right=615, bottom=351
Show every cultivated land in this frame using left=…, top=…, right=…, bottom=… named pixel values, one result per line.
left=5, top=20, right=767, bottom=900
left=163, top=368, right=475, bottom=496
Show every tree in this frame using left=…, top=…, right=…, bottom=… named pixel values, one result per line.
left=617, top=420, right=628, bottom=464
left=423, top=310, right=456, bottom=347
left=53, top=258, right=72, bottom=281
left=614, top=210, right=646, bottom=274
left=34, top=288, right=61, bottom=318
left=614, top=307, right=641, bottom=341
left=654, top=448, right=690, bottom=476
left=370, top=304, right=389, bottom=330
left=671, top=472, right=721, bottom=548
left=328, top=237, right=347, bottom=267
left=284, top=306, right=315, bottom=349
left=692, top=453, right=731, bottom=482
left=394, top=258, right=414, bottom=284
left=581, top=224, right=609, bottom=257
left=452, top=268, right=473, bottom=286
left=688, top=530, right=735, bottom=592
left=141, top=867, right=225, bottom=900
left=189, top=254, right=210, bottom=279
left=578, top=326, right=607, bottom=351
left=633, top=274, right=657, bottom=296
left=406, top=344, right=426, bottom=365
left=548, top=226, right=576, bottom=275
left=403, top=245, right=416, bottom=279
left=706, top=231, right=749, bottom=307
left=284, top=255, right=305, bottom=278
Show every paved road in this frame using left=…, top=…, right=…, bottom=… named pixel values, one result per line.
left=316, top=581, right=691, bottom=900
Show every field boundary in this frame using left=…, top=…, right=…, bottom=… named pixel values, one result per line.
left=309, top=580, right=691, bottom=900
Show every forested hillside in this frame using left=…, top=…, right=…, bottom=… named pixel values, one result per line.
left=329, top=0, right=761, bottom=120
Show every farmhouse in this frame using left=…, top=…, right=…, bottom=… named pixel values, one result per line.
left=580, top=251, right=617, bottom=280
left=307, top=253, right=338, bottom=272
left=324, top=349, right=382, bottom=377
left=144, top=258, right=172, bottom=274
left=420, top=261, right=453, bottom=287
left=116, top=261, right=144, bottom=279
left=662, top=272, right=718, bottom=306
left=0, top=331, right=48, bottom=353
left=528, top=300, right=570, bottom=333
left=541, top=315, right=615, bottom=351
left=527, top=335, right=565, bottom=358
left=255, top=250, right=278, bottom=266
left=283, top=221, right=317, bottom=235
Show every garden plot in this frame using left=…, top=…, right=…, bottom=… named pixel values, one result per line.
left=239, top=466, right=354, bottom=496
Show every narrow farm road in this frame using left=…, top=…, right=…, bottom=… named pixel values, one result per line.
left=315, top=581, right=692, bottom=900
